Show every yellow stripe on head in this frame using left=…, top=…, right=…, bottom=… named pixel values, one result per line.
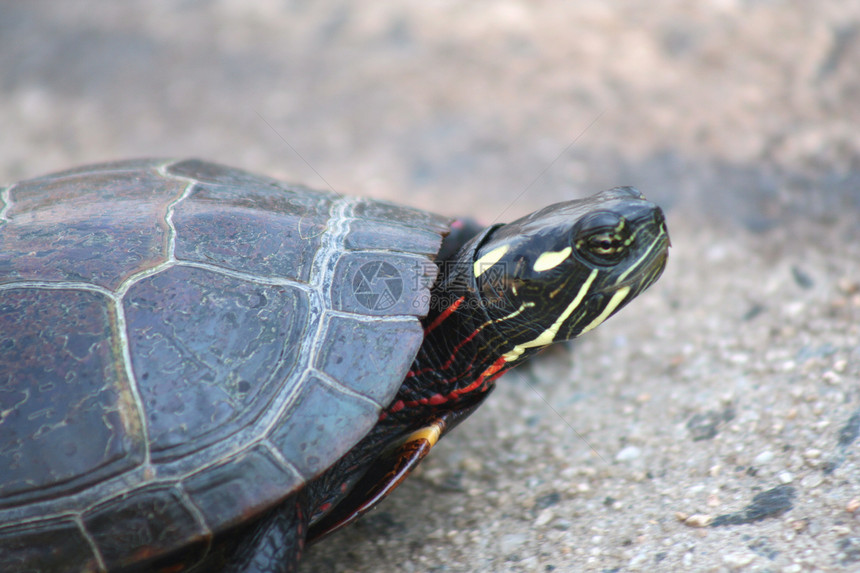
left=533, top=247, right=572, bottom=272
left=473, top=245, right=509, bottom=278
left=502, top=268, right=598, bottom=362
left=613, top=225, right=668, bottom=285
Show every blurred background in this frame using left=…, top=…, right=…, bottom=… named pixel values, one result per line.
left=3, top=1, right=858, bottom=224
left=2, top=1, right=859, bottom=571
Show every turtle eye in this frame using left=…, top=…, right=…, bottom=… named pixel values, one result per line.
left=585, top=232, right=625, bottom=257
left=575, top=212, right=630, bottom=265
left=579, top=231, right=627, bottom=265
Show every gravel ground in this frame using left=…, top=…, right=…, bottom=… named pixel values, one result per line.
left=2, top=2, right=859, bottom=571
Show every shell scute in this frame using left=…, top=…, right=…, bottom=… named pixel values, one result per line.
left=124, top=265, right=310, bottom=462
left=0, top=168, right=185, bottom=290
left=0, top=287, right=143, bottom=507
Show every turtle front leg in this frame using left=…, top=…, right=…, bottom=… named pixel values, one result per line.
left=307, top=394, right=489, bottom=544
left=307, top=421, right=442, bottom=544
left=224, top=497, right=309, bottom=573
left=218, top=424, right=440, bottom=573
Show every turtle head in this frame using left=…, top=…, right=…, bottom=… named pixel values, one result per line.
left=470, top=186, right=669, bottom=364
left=391, top=187, right=668, bottom=414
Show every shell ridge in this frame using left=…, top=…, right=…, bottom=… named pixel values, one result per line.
left=0, top=280, right=113, bottom=296
left=261, top=196, right=358, bottom=438
left=0, top=184, right=13, bottom=226
left=258, top=440, right=305, bottom=483
left=172, top=483, right=214, bottom=569
left=162, top=178, right=197, bottom=263
left=171, top=261, right=316, bottom=291
left=108, top=170, right=196, bottom=474
left=73, top=513, right=108, bottom=573
left=308, top=367, right=384, bottom=409
left=111, top=290, right=150, bottom=470
left=324, top=308, right=425, bottom=323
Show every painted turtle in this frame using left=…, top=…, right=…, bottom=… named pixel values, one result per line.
left=0, top=159, right=669, bottom=572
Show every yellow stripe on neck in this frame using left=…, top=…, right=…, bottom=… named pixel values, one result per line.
left=579, top=286, right=630, bottom=334
left=502, top=269, right=598, bottom=362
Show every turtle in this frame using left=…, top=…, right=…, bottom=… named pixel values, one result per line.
left=0, top=158, right=669, bottom=572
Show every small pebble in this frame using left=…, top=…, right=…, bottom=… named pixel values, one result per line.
left=579, top=466, right=597, bottom=477
left=723, top=551, right=755, bottom=567
left=846, top=498, right=860, bottom=513
left=822, top=371, right=841, bottom=384
left=682, top=552, right=693, bottom=567
left=534, top=508, right=554, bottom=527
left=778, top=471, right=794, bottom=484
left=803, top=448, right=822, bottom=459
left=754, top=450, right=775, bottom=465
left=801, top=474, right=823, bottom=488
left=615, top=446, right=641, bottom=462
left=683, top=513, right=713, bottom=527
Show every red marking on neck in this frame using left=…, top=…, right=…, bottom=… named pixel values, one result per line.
left=424, top=295, right=465, bottom=336
left=390, top=356, right=508, bottom=414
left=439, top=327, right=481, bottom=371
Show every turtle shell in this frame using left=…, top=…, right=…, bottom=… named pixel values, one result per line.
left=0, top=159, right=449, bottom=571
